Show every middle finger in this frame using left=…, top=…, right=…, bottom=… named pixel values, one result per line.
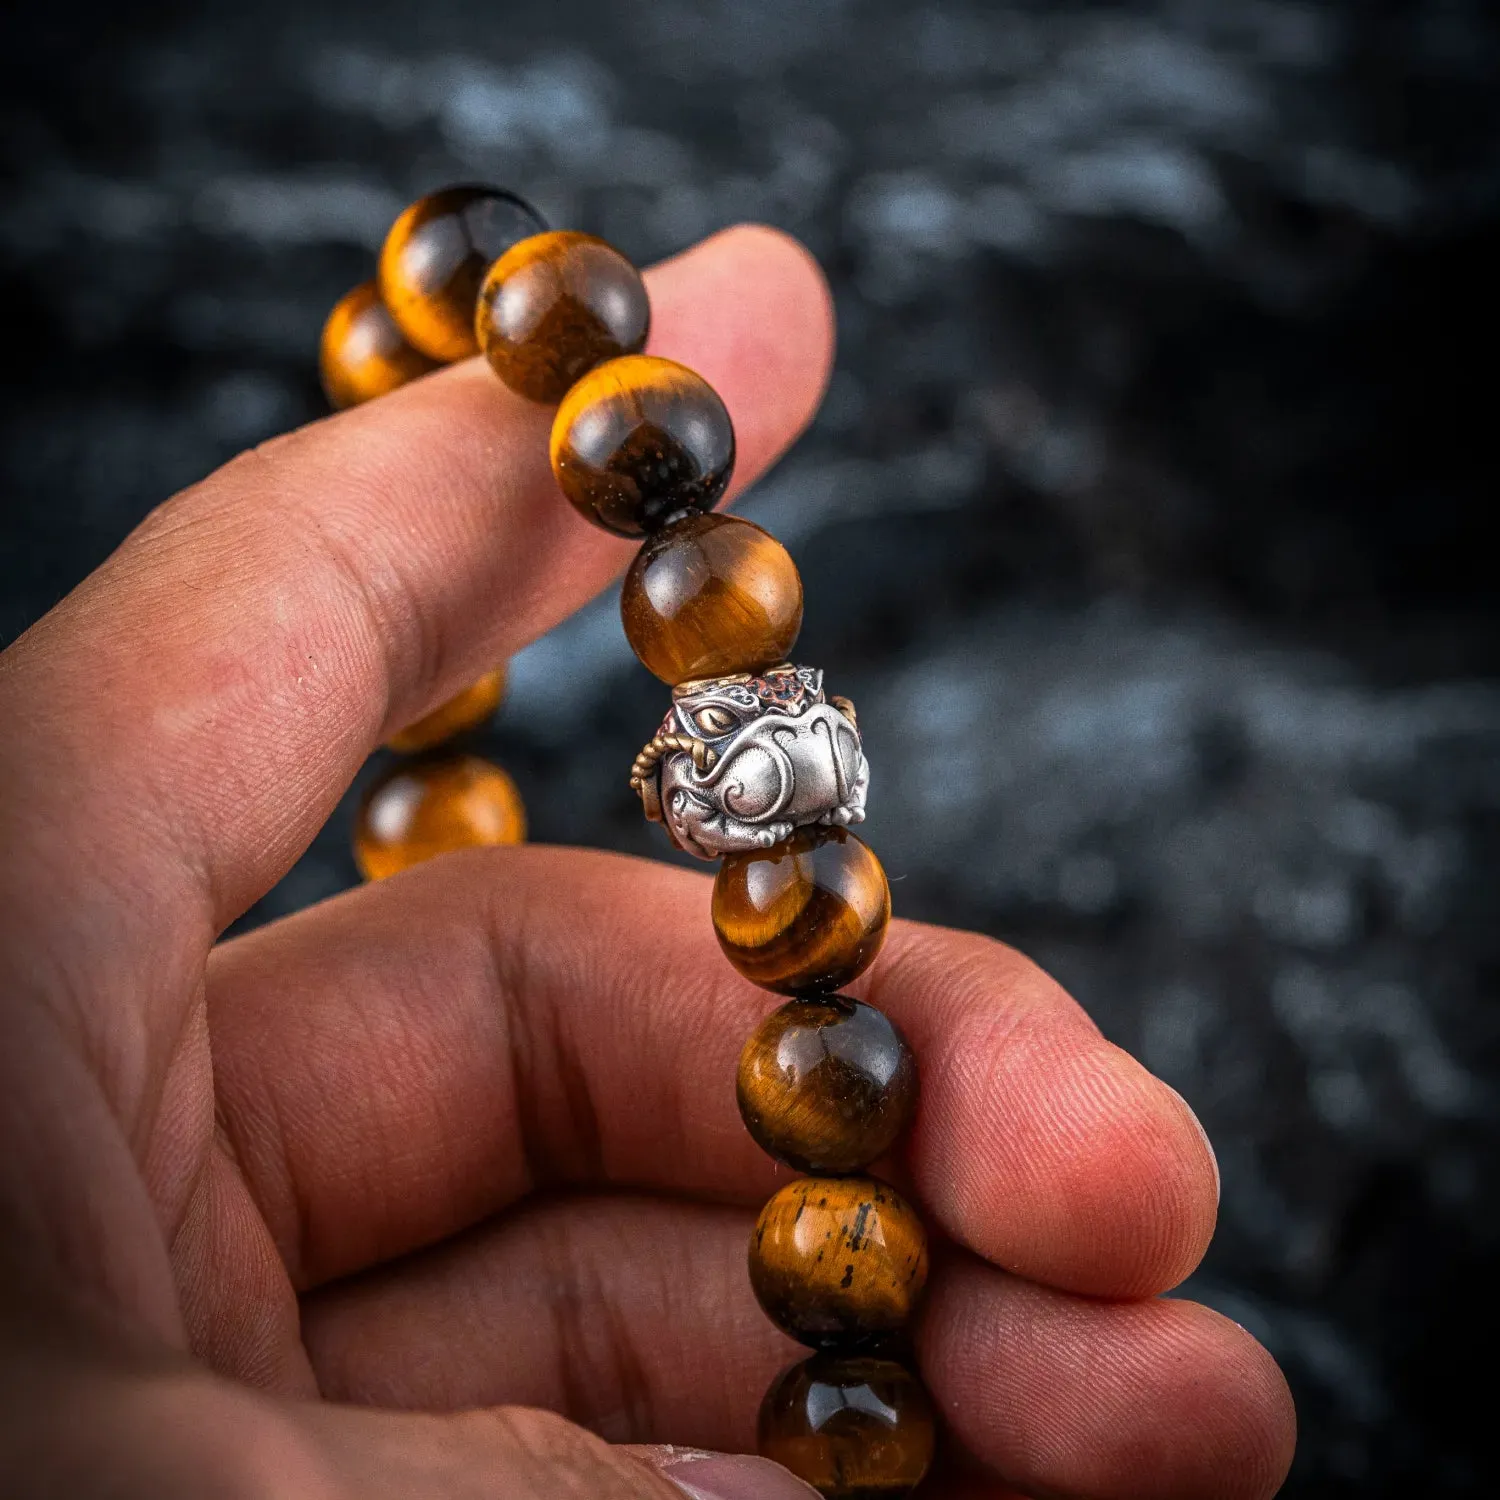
left=209, top=845, right=1218, bottom=1299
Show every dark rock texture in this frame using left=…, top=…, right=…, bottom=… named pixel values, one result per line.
left=1, top=2, right=1495, bottom=1492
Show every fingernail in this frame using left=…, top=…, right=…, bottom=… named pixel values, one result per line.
left=649, top=1447, right=821, bottom=1500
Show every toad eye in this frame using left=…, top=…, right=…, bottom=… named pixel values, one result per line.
left=691, top=704, right=739, bottom=736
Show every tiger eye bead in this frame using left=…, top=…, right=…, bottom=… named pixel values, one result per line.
left=749, top=1177, right=928, bottom=1349
left=378, top=185, right=546, bottom=362
left=550, top=354, right=734, bottom=537
left=385, top=668, right=506, bottom=753
left=621, top=513, right=802, bottom=684
left=319, top=281, right=439, bottom=409
left=713, top=829, right=890, bottom=996
left=738, top=999, right=916, bottom=1174
left=476, top=231, right=650, bottom=404
left=354, top=754, right=525, bottom=881
left=758, top=1355, right=936, bottom=1500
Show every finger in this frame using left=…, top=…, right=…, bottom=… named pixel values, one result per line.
left=300, top=1404, right=821, bottom=1500
left=0, top=224, right=833, bottom=962
left=300, top=1194, right=1295, bottom=1500
left=3, top=1272, right=803, bottom=1500
left=207, top=845, right=1217, bottom=1298
left=26, top=1366, right=773, bottom=1500
left=924, top=1258, right=1297, bottom=1500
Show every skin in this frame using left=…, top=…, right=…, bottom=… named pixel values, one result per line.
left=0, top=225, right=1295, bottom=1498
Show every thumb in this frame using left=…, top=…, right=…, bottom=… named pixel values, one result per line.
left=303, top=1406, right=824, bottom=1500
left=7, top=1343, right=822, bottom=1500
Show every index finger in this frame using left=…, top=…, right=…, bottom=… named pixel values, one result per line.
left=0, top=225, right=833, bottom=943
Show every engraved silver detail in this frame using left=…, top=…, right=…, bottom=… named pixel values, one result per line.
left=631, top=664, right=869, bottom=860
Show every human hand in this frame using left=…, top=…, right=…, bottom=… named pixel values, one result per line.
left=0, top=226, right=1294, bottom=1499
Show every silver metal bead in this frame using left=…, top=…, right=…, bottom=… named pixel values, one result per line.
left=630, top=664, right=869, bottom=860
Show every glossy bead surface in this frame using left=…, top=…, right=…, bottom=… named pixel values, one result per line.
left=758, top=1355, right=936, bottom=1500
left=621, top=513, right=802, bottom=685
left=319, top=281, right=439, bottom=409
left=749, top=1177, right=928, bottom=1349
left=354, top=755, right=525, bottom=881
left=477, top=230, right=650, bottom=404
left=713, top=828, right=890, bottom=996
left=738, top=998, right=916, bottom=1174
left=378, top=185, right=546, bottom=362
left=385, top=668, right=506, bottom=753
left=550, top=354, right=734, bottom=537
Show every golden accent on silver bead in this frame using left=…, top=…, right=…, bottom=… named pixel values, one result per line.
left=672, top=670, right=753, bottom=700
left=629, top=732, right=718, bottom=794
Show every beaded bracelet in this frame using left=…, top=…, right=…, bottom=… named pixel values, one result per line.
left=352, top=664, right=525, bottom=882
left=322, top=188, right=534, bottom=879
left=320, top=183, right=936, bottom=1499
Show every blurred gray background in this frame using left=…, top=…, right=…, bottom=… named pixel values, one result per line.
left=1, top=1, right=1496, bottom=1493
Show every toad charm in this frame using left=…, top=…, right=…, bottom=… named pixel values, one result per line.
left=630, top=664, right=869, bottom=860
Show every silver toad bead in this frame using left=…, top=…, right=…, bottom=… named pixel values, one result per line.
left=630, top=664, right=869, bottom=860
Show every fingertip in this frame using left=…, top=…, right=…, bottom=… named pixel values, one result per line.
left=877, top=927, right=1221, bottom=1298
left=1118, top=1297, right=1299, bottom=1500
left=644, top=223, right=836, bottom=486
left=1051, top=1039, right=1222, bottom=1297
left=953, top=1027, right=1220, bottom=1297
left=1195, top=1303, right=1300, bottom=1499
left=1168, top=1079, right=1222, bottom=1208
left=926, top=1267, right=1299, bottom=1500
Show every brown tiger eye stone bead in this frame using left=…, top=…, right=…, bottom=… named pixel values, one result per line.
left=620, top=513, right=802, bottom=684
left=319, top=281, right=439, bottom=410
left=749, top=1177, right=928, bottom=1349
left=758, top=1355, right=936, bottom=1500
left=549, top=354, right=735, bottom=537
left=476, top=230, right=650, bottom=404
left=385, top=668, right=506, bottom=753
left=737, top=998, right=916, bottom=1174
left=354, top=754, right=525, bottom=881
left=378, top=185, right=546, bottom=362
left=713, top=828, right=890, bottom=996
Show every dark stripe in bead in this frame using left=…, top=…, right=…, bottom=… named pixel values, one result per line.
left=378, top=184, right=546, bottom=363
left=550, top=354, right=734, bottom=537
left=713, top=828, right=890, bottom=996
left=621, top=512, right=803, bottom=684
left=749, top=1177, right=928, bottom=1349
